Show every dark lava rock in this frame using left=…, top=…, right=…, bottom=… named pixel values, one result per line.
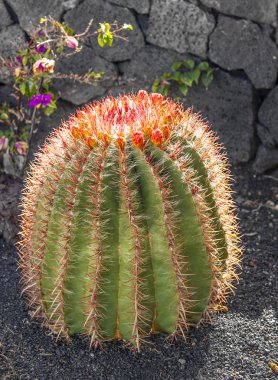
left=258, top=85, right=278, bottom=146
left=257, top=123, right=276, bottom=148
left=185, top=69, right=255, bottom=163
left=253, top=145, right=278, bottom=173
left=5, top=0, right=64, bottom=33
left=0, top=0, right=13, bottom=30
left=0, top=174, right=23, bottom=243
left=146, top=0, right=215, bottom=57
left=209, top=15, right=278, bottom=89
left=107, top=0, right=150, bottom=14
left=53, top=46, right=117, bottom=105
left=0, top=24, right=26, bottom=59
left=64, top=0, right=144, bottom=62
left=0, top=24, right=26, bottom=84
left=201, top=0, right=278, bottom=27
left=119, top=45, right=191, bottom=83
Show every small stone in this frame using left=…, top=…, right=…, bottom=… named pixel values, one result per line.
left=64, top=0, right=144, bottom=62
left=178, top=358, right=186, bottom=365
left=258, top=85, right=278, bottom=146
left=52, top=47, right=117, bottom=105
left=107, top=0, right=150, bottom=14
left=146, top=0, right=215, bottom=57
left=200, top=0, right=278, bottom=27
left=0, top=0, right=13, bottom=30
left=253, top=145, right=278, bottom=173
left=209, top=16, right=278, bottom=89
left=265, top=200, right=275, bottom=208
left=6, top=0, right=64, bottom=33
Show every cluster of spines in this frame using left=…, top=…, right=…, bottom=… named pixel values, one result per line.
left=18, top=91, right=242, bottom=350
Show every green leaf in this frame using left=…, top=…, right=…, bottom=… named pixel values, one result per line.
left=49, top=100, right=57, bottom=109
left=179, top=84, right=189, bottom=96
left=192, top=68, right=201, bottom=84
left=152, top=79, right=160, bottom=92
left=161, top=86, right=168, bottom=96
left=56, top=46, right=64, bottom=54
left=0, top=112, right=9, bottom=120
left=25, top=81, right=37, bottom=98
left=181, top=72, right=194, bottom=86
left=201, top=72, right=213, bottom=89
left=98, top=34, right=105, bottom=47
left=22, top=56, right=28, bottom=65
left=43, top=106, right=55, bottom=116
left=42, top=82, right=49, bottom=91
left=107, top=32, right=113, bottom=46
left=88, top=71, right=104, bottom=79
left=17, top=49, right=27, bottom=56
left=162, top=72, right=172, bottom=80
left=183, top=59, right=195, bottom=70
left=168, top=71, right=181, bottom=82
left=207, top=67, right=214, bottom=76
left=19, top=82, right=26, bottom=95
left=62, top=23, right=74, bottom=36
left=171, top=61, right=183, bottom=71
left=198, top=61, right=209, bottom=71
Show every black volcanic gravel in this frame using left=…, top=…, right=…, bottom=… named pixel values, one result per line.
left=0, top=164, right=277, bottom=380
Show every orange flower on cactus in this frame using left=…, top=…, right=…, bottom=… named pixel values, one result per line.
left=131, top=131, right=144, bottom=148
left=150, top=128, right=164, bottom=146
left=33, top=58, right=55, bottom=75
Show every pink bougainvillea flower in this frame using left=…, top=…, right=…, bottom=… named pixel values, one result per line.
left=33, top=58, right=55, bottom=75
left=65, top=36, right=78, bottom=49
left=15, top=141, right=28, bottom=155
left=28, top=93, right=52, bottom=107
left=35, top=44, right=47, bottom=54
left=0, top=137, right=8, bottom=151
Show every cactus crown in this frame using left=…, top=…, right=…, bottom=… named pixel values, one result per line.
left=18, top=91, right=241, bottom=350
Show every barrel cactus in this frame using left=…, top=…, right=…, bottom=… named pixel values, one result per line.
left=18, top=91, right=241, bottom=350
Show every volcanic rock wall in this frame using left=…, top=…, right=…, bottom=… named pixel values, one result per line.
left=1, top=0, right=278, bottom=174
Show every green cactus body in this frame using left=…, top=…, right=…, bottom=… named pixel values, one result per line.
left=19, top=91, right=241, bottom=350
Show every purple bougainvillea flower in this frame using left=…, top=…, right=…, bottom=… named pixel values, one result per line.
left=16, top=56, right=23, bottom=64
left=35, top=44, right=47, bottom=54
left=37, top=29, right=45, bottom=36
left=28, top=93, right=52, bottom=107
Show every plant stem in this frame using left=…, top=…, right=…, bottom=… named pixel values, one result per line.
left=22, top=77, right=43, bottom=175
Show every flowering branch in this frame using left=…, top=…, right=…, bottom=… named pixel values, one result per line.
left=0, top=16, right=133, bottom=176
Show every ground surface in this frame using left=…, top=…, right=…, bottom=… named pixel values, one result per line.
left=0, top=164, right=277, bottom=380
